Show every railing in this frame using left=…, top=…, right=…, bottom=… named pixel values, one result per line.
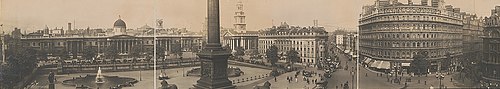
left=231, top=73, right=271, bottom=84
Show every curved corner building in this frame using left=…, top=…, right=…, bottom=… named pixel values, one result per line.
left=482, top=6, right=500, bottom=86
left=359, top=0, right=463, bottom=73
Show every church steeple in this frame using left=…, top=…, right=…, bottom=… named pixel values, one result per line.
left=234, top=0, right=246, bottom=33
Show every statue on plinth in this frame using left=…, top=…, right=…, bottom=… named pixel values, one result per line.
left=158, top=80, right=177, bottom=89
left=48, top=71, right=55, bottom=89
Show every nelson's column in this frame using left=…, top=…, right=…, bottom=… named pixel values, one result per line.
left=193, top=0, right=235, bottom=89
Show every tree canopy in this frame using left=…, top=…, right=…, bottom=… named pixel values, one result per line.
left=266, top=45, right=279, bottom=66
left=156, top=45, right=166, bottom=59
left=171, top=43, right=182, bottom=58
left=130, top=45, right=144, bottom=59
left=104, top=44, right=119, bottom=59
left=1, top=36, right=38, bottom=88
left=286, top=49, right=300, bottom=64
left=83, top=46, right=97, bottom=60
left=410, top=51, right=430, bottom=75
left=234, top=46, right=245, bottom=57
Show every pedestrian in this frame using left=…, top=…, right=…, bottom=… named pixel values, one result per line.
left=287, top=77, right=290, bottom=83
left=366, top=73, right=368, bottom=77
left=451, top=78, right=453, bottom=82
left=295, top=78, right=298, bottom=82
left=274, top=77, right=277, bottom=82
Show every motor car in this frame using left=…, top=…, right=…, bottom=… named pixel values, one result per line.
left=303, top=71, right=313, bottom=77
left=96, top=60, right=104, bottom=63
left=125, top=58, right=134, bottom=63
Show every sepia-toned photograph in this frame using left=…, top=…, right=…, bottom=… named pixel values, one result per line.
left=1, top=0, right=500, bottom=89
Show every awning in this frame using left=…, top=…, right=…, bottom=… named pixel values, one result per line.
left=364, top=58, right=372, bottom=64
left=369, top=60, right=381, bottom=68
left=377, top=61, right=391, bottom=69
left=402, top=63, right=411, bottom=67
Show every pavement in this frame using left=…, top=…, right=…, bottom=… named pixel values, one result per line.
left=25, top=50, right=470, bottom=89
left=330, top=47, right=462, bottom=89
left=29, top=65, right=270, bottom=89
left=244, top=67, right=325, bottom=89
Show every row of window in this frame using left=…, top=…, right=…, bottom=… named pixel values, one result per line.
left=30, top=39, right=199, bottom=47
left=260, top=32, right=328, bottom=36
left=485, top=16, right=500, bottom=26
left=363, top=6, right=462, bottom=18
left=360, top=40, right=462, bottom=48
left=361, top=14, right=462, bottom=25
left=485, top=44, right=500, bottom=63
left=259, top=40, right=326, bottom=46
left=360, top=32, right=461, bottom=40
left=361, top=48, right=461, bottom=59
left=360, top=22, right=462, bottom=32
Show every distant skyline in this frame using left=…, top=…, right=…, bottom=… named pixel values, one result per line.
left=1, top=0, right=500, bottom=33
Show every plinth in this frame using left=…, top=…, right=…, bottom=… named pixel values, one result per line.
left=193, top=46, right=235, bottom=89
left=49, top=83, right=55, bottom=89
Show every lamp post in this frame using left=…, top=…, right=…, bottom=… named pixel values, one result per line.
left=351, top=71, right=355, bottom=89
left=436, top=73, right=445, bottom=89
left=140, top=66, right=142, bottom=81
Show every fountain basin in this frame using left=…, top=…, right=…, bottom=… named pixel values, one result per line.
left=62, top=74, right=138, bottom=89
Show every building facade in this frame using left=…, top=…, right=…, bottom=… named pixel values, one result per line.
left=359, top=0, right=463, bottom=72
left=258, top=22, right=328, bottom=65
left=221, top=1, right=259, bottom=52
left=335, top=35, right=344, bottom=49
left=21, top=18, right=203, bottom=59
left=342, top=33, right=359, bottom=60
left=482, top=6, right=500, bottom=86
left=461, top=12, right=484, bottom=71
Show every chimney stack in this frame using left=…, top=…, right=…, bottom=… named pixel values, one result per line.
left=68, top=23, right=72, bottom=31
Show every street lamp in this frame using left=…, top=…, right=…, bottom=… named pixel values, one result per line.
left=436, top=73, right=445, bottom=89
left=140, top=65, right=142, bottom=81
left=351, top=71, right=355, bottom=89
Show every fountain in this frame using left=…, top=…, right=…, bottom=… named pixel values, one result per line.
left=62, top=67, right=138, bottom=89
left=95, top=67, right=105, bottom=84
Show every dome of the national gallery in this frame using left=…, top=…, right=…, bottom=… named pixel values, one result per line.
left=114, top=19, right=126, bottom=29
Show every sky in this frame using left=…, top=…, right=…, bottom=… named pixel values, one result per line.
left=1, top=0, right=500, bottom=33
